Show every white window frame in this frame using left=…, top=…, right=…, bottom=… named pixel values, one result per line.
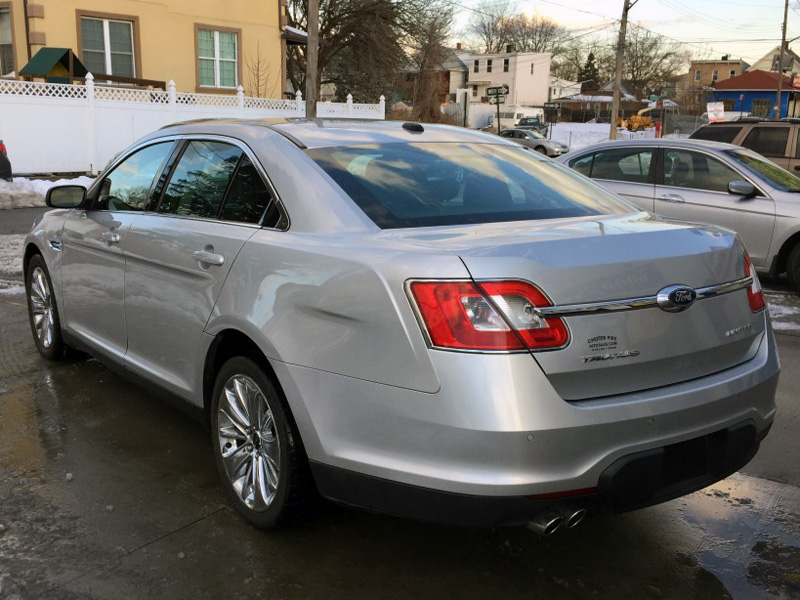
left=81, top=17, right=135, bottom=77
left=198, top=29, right=238, bottom=89
left=729, top=69, right=736, bottom=78
left=711, top=69, right=718, bottom=82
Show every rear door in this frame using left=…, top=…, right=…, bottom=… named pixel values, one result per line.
left=654, top=147, right=776, bottom=268
left=122, top=139, right=282, bottom=399
left=569, top=146, right=656, bottom=212
left=59, top=141, right=176, bottom=361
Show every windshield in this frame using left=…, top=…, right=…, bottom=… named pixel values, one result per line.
left=307, top=143, right=635, bottom=229
left=726, top=150, right=800, bottom=192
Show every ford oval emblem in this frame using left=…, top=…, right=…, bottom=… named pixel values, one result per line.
left=656, top=285, right=697, bottom=312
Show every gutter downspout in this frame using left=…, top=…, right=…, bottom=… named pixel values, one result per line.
left=22, top=0, right=31, bottom=62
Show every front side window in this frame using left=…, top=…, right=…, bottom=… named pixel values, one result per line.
left=307, top=143, right=634, bottom=229
left=96, top=142, right=174, bottom=211
left=728, top=150, right=800, bottom=192
left=588, top=147, right=653, bottom=183
left=198, top=28, right=238, bottom=88
left=159, top=141, right=241, bottom=218
left=80, top=16, right=135, bottom=77
left=742, top=126, right=789, bottom=158
left=0, top=6, right=14, bottom=76
left=663, top=149, right=740, bottom=193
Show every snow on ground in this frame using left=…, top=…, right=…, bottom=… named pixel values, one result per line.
left=766, top=292, right=800, bottom=332
left=0, top=176, right=94, bottom=210
left=0, top=234, right=24, bottom=280
left=549, top=123, right=610, bottom=152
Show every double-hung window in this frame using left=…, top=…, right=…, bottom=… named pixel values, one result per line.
left=198, top=28, right=238, bottom=88
left=0, top=6, right=14, bottom=77
left=80, top=16, right=135, bottom=77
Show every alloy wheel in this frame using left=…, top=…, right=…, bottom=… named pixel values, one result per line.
left=29, top=266, right=55, bottom=349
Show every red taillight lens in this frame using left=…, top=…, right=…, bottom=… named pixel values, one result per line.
left=0, top=142, right=6, bottom=156
left=743, top=253, right=765, bottom=313
left=409, top=280, right=569, bottom=351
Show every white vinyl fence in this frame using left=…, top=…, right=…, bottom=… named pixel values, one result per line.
left=0, top=74, right=385, bottom=174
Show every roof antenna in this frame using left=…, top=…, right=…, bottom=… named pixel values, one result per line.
left=402, top=122, right=424, bottom=133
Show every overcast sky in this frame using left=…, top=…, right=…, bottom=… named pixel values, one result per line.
left=453, top=0, right=796, bottom=65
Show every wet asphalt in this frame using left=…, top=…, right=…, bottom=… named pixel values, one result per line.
left=1, top=208, right=800, bottom=599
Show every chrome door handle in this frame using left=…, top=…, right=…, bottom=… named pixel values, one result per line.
left=191, top=250, right=225, bottom=266
left=659, top=194, right=685, bottom=203
left=101, top=231, right=121, bottom=244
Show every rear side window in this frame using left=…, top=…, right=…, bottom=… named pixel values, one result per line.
left=589, top=148, right=653, bottom=183
left=219, top=156, right=280, bottom=226
left=307, top=142, right=634, bottom=229
left=96, top=142, right=173, bottom=211
left=159, top=141, right=241, bottom=218
left=742, top=126, right=790, bottom=158
left=689, top=125, right=741, bottom=144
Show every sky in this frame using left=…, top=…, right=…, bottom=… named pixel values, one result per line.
left=452, top=0, right=797, bottom=65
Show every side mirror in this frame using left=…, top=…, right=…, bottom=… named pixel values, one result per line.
left=46, top=185, right=86, bottom=209
left=728, top=180, right=756, bottom=199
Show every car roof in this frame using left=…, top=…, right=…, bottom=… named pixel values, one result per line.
left=157, top=118, right=511, bottom=150
left=564, top=138, right=742, bottom=154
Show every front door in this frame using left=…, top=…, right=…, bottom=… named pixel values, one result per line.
left=60, top=141, right=175, bottom=361
left=654, top=148, right=775, bottom=268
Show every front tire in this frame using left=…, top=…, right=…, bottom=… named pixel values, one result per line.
left=211, top=357, right=312, bottom=528
left=535, top=146, right=548, bottom=155
left=25, top=254, right=68, bottom=360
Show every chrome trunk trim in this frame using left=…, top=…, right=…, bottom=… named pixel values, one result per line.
left=536, top=276, right=753, bottom=318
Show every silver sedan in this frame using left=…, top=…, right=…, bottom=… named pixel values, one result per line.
left=499, top=128, right=570, bottom=156
left=558, top=138, right=800, bottom=291
left=24, top=120, right=778, bottom=534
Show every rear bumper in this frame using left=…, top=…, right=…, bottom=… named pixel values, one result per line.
left=310, top=418, right=768, bottom=527
left=273, top=321, right=779, bottom=523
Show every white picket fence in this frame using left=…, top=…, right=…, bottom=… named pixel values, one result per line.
left=0, top=74, right=385, bottom=174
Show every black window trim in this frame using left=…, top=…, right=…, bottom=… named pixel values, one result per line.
left=92, top=134, right=290, bottom=231
left=574, top=146, right=656, bottom=184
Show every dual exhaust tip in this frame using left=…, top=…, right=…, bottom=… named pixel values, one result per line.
left=527, top=508, right=587, bottom=536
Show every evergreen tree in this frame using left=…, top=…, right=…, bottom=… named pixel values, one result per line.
left=578, top=52, right=600, bottom=92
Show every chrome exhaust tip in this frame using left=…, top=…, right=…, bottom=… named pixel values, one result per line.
left=563, top=508, right=587, bottom=529
left=527, top=515, right=564, bottom=536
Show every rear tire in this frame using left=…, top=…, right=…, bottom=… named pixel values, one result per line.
left=211, top=356, right=313, bottom=528
left=787, top=243, right=800, bottom=292
left=25, top=254, right=68, bottom=360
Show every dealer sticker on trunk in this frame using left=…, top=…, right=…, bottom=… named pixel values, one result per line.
left=582, top=335, right=640, bottom=363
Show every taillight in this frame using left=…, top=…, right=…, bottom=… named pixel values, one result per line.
left=409, top=280, right=569, bottom=351
left=743, top=253, right=765, bottom=313
left=0, top=142, right=6, bottom=156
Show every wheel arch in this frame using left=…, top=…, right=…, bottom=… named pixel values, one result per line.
left=773, top=229, right=800, bottom=276
left=23, top=241, right=43, bottom=276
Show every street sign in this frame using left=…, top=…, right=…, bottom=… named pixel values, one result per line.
left=488, top=95, right=506, bottom=105
left=544, top=102, right=561, bottom=109
left=486, top=85, right=509, bottom=97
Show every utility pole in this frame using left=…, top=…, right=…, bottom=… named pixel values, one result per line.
left=305, top=0, right=319, bottom=118
left=776, top=0, right=789, bottom=119
left=610, top=0, right=638, bottom=140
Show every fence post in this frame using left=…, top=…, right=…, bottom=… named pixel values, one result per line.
left=85, top=73, right=97, bottom=174
left=168, top=79, right=177, bottom=123
left=379, top=95, right=386, bottom=119
left=296, top=90, right=303, bottom=117
left=347, top=93, right=353, bottom=117
left=237, top=85, right=245, bottom=118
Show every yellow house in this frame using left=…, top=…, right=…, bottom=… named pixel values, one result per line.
left=0, top=0, right=288, bottom=96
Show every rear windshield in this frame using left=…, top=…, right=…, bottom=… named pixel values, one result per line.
left=689, top=125, right=742, bottom=144
left=726, top=149, right=800, bottom=192
left=307, top=143, right=634, bottom=229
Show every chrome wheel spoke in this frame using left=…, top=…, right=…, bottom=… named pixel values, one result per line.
left=217, top=373, right=281, bottom=513
left=29, top=267, right=54, bottom=349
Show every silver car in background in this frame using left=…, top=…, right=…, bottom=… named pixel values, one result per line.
left=498, top=128, right=570, bottom=156
left=24, top=120, right=778, bottom=535
left=558, top=139, right=800, bottom=291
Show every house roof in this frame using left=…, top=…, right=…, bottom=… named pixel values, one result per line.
left=715, top=69, right=792, bottom=90
left=750, top=45, right=800, bottom=71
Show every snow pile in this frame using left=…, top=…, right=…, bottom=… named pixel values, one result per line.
left=766, top=293, right=800, bottom=333
left=0, top=234, right=24, bottom=280
left=0, top=176, right=94, bottom=210
left=549, top=123, right=610, bottom=152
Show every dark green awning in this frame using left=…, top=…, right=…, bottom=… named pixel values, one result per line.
left=19, top=48, right=88, bottom=83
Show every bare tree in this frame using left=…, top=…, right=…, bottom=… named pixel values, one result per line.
left=408, top=8, right=454, bottom=122
left=244, top=42, right=274, bottom=98
left=622, top=25, right=691, bottom=95
left=466, top=0, right=514, bottom=54
left=505, top=14, right=567, bottom=54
